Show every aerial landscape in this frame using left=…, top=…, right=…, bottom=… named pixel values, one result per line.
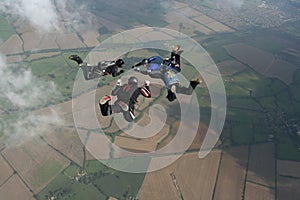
left=0, top=0, right=300, bottom=199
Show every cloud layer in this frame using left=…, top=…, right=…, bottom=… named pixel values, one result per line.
left=0, top=55, right=63, bottom=144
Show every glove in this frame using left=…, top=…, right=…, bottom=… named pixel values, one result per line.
left=119, top=69, right=124, bottom=74
left=145, top=80, right=150, bottom=86
left=132, top=66, right=135, bottom=68
left=116, top=79, right=122, bottom=86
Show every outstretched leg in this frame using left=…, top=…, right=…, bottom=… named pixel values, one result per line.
left=176, top=79, right=202, bottom=95
left=69, top=55, right=83, bottom=65
left=99, top=96, right=113, bottom=116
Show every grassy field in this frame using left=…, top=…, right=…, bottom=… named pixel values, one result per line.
left=37, top=160, right=146, bottom=200
left=0, top=15, right=16, bottom=42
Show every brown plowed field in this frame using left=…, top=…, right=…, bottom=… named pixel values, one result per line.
left=214, top=146, right=249, bottom=200
left=0, top=175, right=33, bottom=200
left=247, top=143, right=275, bottom=188
left=245, top=182, right=275, bottom=200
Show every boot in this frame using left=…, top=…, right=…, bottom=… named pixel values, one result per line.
left=190, top=78, right=202, bottom=89
left=99, top=95, right=111, bottom=105
left=69, top=55, right=83, bottom=65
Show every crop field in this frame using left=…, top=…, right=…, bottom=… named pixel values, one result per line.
left=245, top=182, right=275, bottom=200
left=247, top=143, right=275, bottom=188
left=138, top=151, right=221, bottom=200
left=214, top=146, right=248, bottom=200
left=0, top=15, right=16, bottom=42
left=0, top=154, right=13, bottom=185
left=0, top=175, right=33, bottom=200
left=0, top=34, right=23, bottom=55
left=2, top=137, right=70, bottom=193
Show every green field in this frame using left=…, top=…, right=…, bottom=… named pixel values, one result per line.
left=0, top=15, right=16, bottom=41
left=37, top=160, right=146, bottom=200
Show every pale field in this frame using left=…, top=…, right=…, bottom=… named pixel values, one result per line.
left=178, top=6, right=203, bottom=17
left=5, top=55, right=25, bottom=63
left=245, top=182, right=275, bottom=200
left=56, top=33, right=87, bottom=50
left=2, top=137, right=70, bottom=193
left=277, top=160, right=300, bottom=178
left=0, top=175, right=33, bottom=200
left=81, top=30, right=100, bottom=47
left=98, top=17, right=124, bottom=32
left=205, top=21, right=234, bottom=32
left=264, top=60, right=297, bottom=85
left=84, top=131, right=112, bottom=160
left=36, top=33, right=59, bottom=50
left=277, top=176, right=300, bottom=200
left=214, top=146, right=249, bottom=200
left=114, top=123, right=170, bottom=152
left=21, top=32, right=58, bottom=51
left=224, top=43, right=275, bottom=74
left=194, top=14, right=215, bottom=25
left=247, top=143, right=275, bottom=188
left=43, top=127, right=86, bottom=166
left=26, top=52, right=61, bottom=62
left=138, top=151, right=221, bottom=200
left=216, top=60, right=247, bottom=76
left=172, top=1, right=188, bottom=9
left=0, top=154, right=14, bottom=185
left=165, top=12, right=214, bottom=35
left=13, top=18, right=35, bottom=33
left=0, top=34, right=23, bottom=55
left=138, top=30, right=175, bottom=43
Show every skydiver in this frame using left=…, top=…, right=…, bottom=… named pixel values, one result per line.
left=133, top=52, right=201, bottom=102
left=68, top=55, right=125, bottom=80
left=99, top=76, right=151, bottom=122
left=132, top=45, right=183, bottom=73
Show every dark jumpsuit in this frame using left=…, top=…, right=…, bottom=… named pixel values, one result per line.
left=99, top=83, right=151, bottom=122
left=80, top=61, right=123, bottom=80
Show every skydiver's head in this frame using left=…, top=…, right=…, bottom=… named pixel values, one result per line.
left=141, top=59, right=148, bottom=67
left=116, top=59, right=125, bottom=68
left=128, top=76, right=138, bottom=85
left=173, top=45, right=180, bottom=53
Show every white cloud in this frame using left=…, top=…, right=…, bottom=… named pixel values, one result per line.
left=0, top=54, right=63, bottom=144
left=0, top=0, right=60, bottom=32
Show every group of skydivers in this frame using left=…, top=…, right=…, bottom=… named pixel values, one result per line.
left=69, top=45, right=202, bottom=122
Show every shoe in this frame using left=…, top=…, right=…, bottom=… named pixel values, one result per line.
left=118, top=101, right=129, bottom=111
left=99, top=95, right=111, bottom=105
left=69, top=55, right=83, bottom=65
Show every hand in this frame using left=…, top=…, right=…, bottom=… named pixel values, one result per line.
left=145, top=80, right=150, bottom=86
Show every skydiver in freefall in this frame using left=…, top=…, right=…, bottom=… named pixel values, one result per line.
left=99, top=76, right=151, bottom=122
left=69, top=54, right=125, bottom=80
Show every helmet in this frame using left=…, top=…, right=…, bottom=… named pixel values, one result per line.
left=116, top=59, right=124, bottom=67
left=128, top=76, right=138, bottom=85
